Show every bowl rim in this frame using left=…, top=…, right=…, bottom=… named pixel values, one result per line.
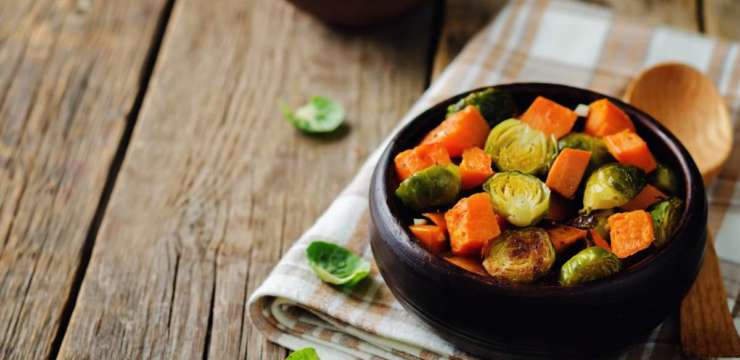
left=369, top=82, right=708, bottom=298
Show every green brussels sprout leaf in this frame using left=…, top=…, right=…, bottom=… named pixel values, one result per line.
left=447, top=88, right=517, bottom=125
left=649, top=197, right=683, bottom=247
left=650, top=163, right=680, bottom=195
left=482, top=228, right=556, bottom=283
left=282, top=96, right=345, bottom=133
left=306, top=241, right=370, bottom=287
left=558, top=132, right=614, bottom=169
left=484, top=172, right=550, bottom=227
left=560, top=246, right=621, bottom=286
left=485, top=119, right=558, bottom=175
left=395, top=164, right=461, bottom=211
left=582, top=163, right=646, bottom=213
left=286, top=347, right=321, bottom=360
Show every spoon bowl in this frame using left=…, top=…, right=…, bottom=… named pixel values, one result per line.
left=624, top=62, right=733, bottom=183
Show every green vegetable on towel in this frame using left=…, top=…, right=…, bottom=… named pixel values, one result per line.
left=282, top=96, right=345, bottom=133
left=285, top=347, right=321, bottom=360
left=306, top=240, right=370, bottom=287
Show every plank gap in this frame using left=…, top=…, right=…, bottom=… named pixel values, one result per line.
left=696, top=0, right=706, bottom=33
left=47, top=0, right=178, bottom=357
left=423, top=0, right=447, bottom=89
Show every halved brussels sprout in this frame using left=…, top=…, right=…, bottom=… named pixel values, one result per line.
left=570, top=209, right=615, bottom=240
left=395, top=164, right=461, bottom=211
left=649, top=197, right=683, bottom=247
left=447, top=88, right=517, bottom=125
left=483, top=172, right=550, bottom=227
left=484, top=119, right=558, bottom=175
left=582, top=163, right=646, bottom=213
left=559, top=246, right=621, bottom=286
left=650, top=163, right=679, bottom=195
left=482, top=228, right=556, bottom=283
left=558, top=132, right=613, bottom=169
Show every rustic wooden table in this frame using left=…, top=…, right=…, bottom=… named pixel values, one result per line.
left=0, top=0, right=738, bottom=358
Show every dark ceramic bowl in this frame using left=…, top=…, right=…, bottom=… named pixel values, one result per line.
left=369, top=83, right=708, bottom=358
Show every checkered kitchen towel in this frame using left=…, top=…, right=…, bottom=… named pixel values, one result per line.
left=248, top=0, right=740, bottom=358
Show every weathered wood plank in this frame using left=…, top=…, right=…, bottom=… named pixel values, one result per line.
left=430, top=0, right=507, bottom=82
left=702, top=0, right=740, bottom=40
left=57, top=0, right=435, bottom=358
left=0, top=0, right=169, bottom=358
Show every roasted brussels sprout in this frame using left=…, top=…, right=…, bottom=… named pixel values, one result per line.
left=570, top=209, right=615, bottom=239
left=395, top=164, right=461, bottom=211
left=650, top=163, right=680, bottom=195
left=582, top=163, right=647, bottom=213
left=558, top=132, right=613, bottom=168
left=484, top=119, right=558, bottom=175
left=559, top=246, right=621, bottom=286
left=649, top=197, right=683, bottom=247
left=447, top=88, right=517, bottom=125
left=482, top=228, right=556, bottom=283
left=484, top=172, right=550, bottom=227
left=306, top=241, right=370, bottom=287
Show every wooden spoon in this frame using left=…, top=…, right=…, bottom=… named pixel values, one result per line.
left=624, top=62, right=739, bottom=357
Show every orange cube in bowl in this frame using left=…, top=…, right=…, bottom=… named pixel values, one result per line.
left=445, top=193, right=501, bottom=256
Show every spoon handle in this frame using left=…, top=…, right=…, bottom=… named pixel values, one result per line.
left=680, top=230, right=740, bottom=357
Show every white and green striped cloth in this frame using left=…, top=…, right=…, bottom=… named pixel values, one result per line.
left=249, top=0, right=740, bottom=358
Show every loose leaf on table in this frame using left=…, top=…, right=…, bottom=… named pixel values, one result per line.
left=306, top=241, right=370, bottom=287
left=285, top=347, right=321, bottom=360
left=282, top=96, right=345, bottom=133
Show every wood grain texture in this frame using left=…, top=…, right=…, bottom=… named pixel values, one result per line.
left=702, top=0, right=740, bottom=40
left=56, top=0, right=435, bottom=358
left=681, top=235, right=740, bottom=357
left=430, top=0, right=507, bottom=82
left=0, top=0, right=168, bottom=358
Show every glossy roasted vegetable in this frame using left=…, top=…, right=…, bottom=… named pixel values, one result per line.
left=484, top=119, right=558, bottom=175
left=559, top=246, right=621, bottom=286
left=482, top=228, right=556, bottom=283
left=650, top=163, right=679, bottom=195
left=447, top=88, right=517, bottom=125
left=395, top=164, right=461, bottom=211
left=571, top=209, right=614, bottom=240
left=582, top=163, right=646, bottom=213
left=558, top=132, right=613, bottom=168
left=306, top=241, right=370, bottom=287
left=649, top=197, right=683, bottom=247
left=483, top=172, right=550, bottom=227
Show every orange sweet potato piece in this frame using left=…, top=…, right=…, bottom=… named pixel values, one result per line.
left=422, top=212, right=447, bottom=233
left=547, top=225, right=588, bottom=253
left=459, top=147, right=494, bottom=189
left=621, top=184, right=667, bottom=211
left=604, top=130, right=657, bottom=173
left=585, top=99, right=635, bottom=137
left=608, top=210, right=655, bottom=258
left=409, top=224, right=448, bottom=254
left=520, top=96, right=578, bottom=139
left=421, top=105, right=490, bottom=157
left=444, top=256, right=488, bottom=276
left=445, top=193, right=501, bottom=256
left=590, top=229, right=611, bottom=252
left=394, top=143, right=451, bottom=180
left=546, top=148, right=592, bottom=198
